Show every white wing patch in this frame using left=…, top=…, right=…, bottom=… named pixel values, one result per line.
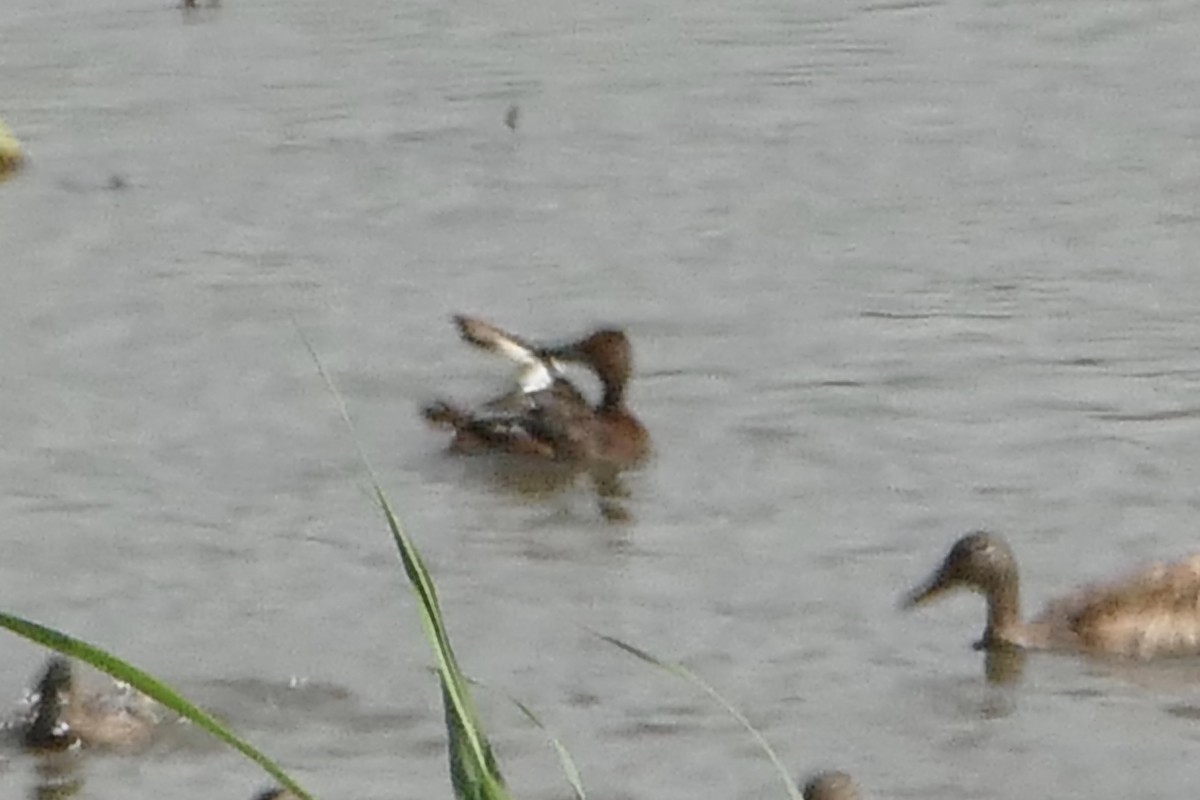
left=460, top=319, right=566, bottom=396
left=517, top=361, right=555, bottom=393
left=479, top=329, right=562, bottom=394
left=493, top=334, right=539, bottom=366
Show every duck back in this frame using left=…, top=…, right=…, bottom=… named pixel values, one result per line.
left=1036, top=556, right=1200, bottom=658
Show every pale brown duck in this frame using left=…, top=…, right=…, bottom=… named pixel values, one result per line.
left=19, top=656, right=158, bottom=753
left=904, top=531, right=1200, bottom=659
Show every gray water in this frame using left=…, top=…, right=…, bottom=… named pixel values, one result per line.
left=4, top=0, right=1200, bottom=797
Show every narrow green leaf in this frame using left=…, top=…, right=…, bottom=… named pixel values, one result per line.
left=296, top=324, right=509, bottom=800
left=506, top=697, right=586, bottom=800
left=462, top=676, right=585, bottom=800
left=0, top=613, right=313, bottom=800
left=595, top=631, right=803, bottom=800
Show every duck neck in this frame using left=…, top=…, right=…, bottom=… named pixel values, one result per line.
left=26, top=687, right=67, bottom=748
left=982, top=575, right=1023, bottom=648
left=598, top=377, right=624, bottom=412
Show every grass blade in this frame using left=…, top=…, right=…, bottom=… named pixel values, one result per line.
left=507, top=696, right=586, bottom=800
left=595, top=632, right=802, bottom=800
left=0, top=612, right=313, bottom=800
left=464, top=677, right=585, bottom=800
left=296, top=325, right=509, bottom=800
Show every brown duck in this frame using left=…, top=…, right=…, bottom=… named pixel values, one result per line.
left=904, top=531, right=1200, bottom=658
left=424, top=315, right=650, bottom=467
left=20, top=656, right=158, bottom=752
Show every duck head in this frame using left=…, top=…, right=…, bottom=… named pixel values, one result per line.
left=803, top=771, right=860, bottom=800
left=35, top=657, right=72, bottom=698
left=544, top=329, right=633, bottom=405
left=24, top=657, right=74, bottom=750
left=903, top=531, right=1018, bottom=608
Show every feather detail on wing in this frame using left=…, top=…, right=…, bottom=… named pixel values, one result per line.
left=454, top=315, right=561, bottom=393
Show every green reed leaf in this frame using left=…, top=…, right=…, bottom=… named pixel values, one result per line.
left=297, top=325, right=510, bottom=800
left=595, top=631, right=803, bottom=800
left=464, top=677, right=585, bottom=800
left=506, top=696, right=586, bottom=800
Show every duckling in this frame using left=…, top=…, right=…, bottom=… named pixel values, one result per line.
left=19, top=656, right=158, bottom=752
left=803, top=771, right=861, bottom=800
left=904, top=531, right=1200, bottom=658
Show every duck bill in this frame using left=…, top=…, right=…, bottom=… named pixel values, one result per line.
left=902, top=569, right=955, bottom=609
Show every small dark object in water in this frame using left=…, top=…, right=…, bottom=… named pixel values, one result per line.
left=505, top=104, right=519, bottom=132
left=0, top=116, right=24, bottom=177
left=0, top=151, right=22, bottom=178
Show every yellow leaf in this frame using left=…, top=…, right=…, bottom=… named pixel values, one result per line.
left=0, top=115, right=25, bottom=177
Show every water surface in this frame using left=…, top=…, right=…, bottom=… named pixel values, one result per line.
left=3, top=0, right=1200, bottom=797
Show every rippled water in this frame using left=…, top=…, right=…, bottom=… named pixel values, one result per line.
left=4, top=0, right=1200, bottom=797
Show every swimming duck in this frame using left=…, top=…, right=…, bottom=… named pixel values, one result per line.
left=18, top=656, right=158, bottom=752
left=904, top=531, right=1200, bottom=659
left=803, top=771, right=861, bottom=800
left=423, top=315, right=650, bottom=467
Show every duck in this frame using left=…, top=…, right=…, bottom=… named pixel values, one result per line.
left=803, top=771, right=861, bottom=800
left=903, top=531, right=1200, bottom=659
left=17, top=656, right=158, bottom=752
left=423, top=315, right=650, bottom=467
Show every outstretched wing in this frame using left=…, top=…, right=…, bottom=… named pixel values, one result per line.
left=454, top=315, right=561, bottom=393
